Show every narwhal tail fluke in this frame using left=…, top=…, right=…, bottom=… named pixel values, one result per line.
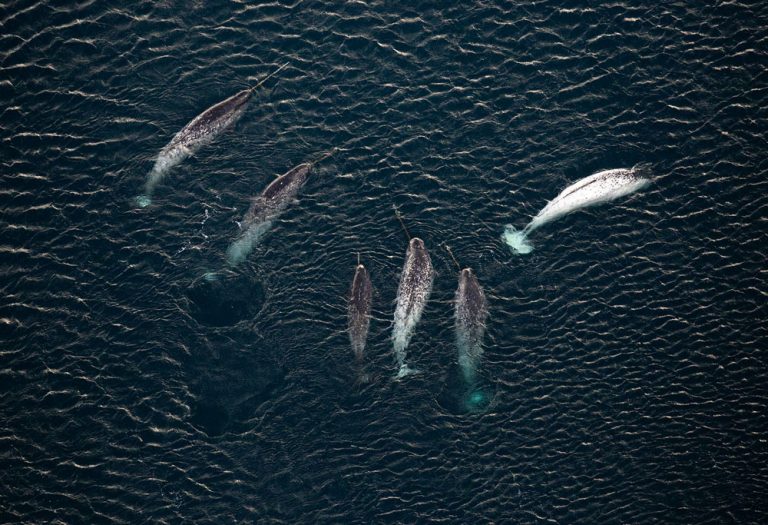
left=136, top=167, right=163, bottom=208
left=502, top=224, right=534, bottom=255
left=463, top=386, right=490, bottom=412
left=631, top=161, right=653, bottom=178
left=630, top=163, right=654, bottom=190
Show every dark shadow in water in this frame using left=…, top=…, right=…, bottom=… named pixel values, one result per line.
left=186, top=272, right=265, bottom=327
left=187, top=336, right=283, bottom=437
left=437, top=364, right=496, bottom=415
left=334, top=374, right=376, bottom=412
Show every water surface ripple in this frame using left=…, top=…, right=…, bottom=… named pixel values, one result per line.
left=1, top=1, right=767, bottom=523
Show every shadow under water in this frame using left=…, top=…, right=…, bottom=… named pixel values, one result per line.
left=186, top=335, right=284, bottom=437
left=186, top=271, right=265, bottom=327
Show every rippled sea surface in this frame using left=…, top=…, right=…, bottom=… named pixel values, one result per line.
left=2, top=1, right=767, bottom=523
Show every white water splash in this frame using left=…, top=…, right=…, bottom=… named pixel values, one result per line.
left=174, top=208, right=212, bottom=256
left=501, top=225, right=534, bottom=255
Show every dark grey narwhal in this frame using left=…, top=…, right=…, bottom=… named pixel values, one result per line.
left=137, top=62, right=288, bottom=207
left=348, top=255, right=373, bottom=380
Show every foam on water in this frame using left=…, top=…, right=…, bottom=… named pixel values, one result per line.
left=502, top=225, right=534, bottom=254
left=135, top=195, right=152, bottom=208
left=396, top=363, right=420, bottom=379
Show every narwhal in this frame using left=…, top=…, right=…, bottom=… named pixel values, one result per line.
left=391, top=207, right=434, bottom=379
left=503, top=166, right=650, bottom=254
left=348, top=254, right=372, bottom=381
left=443, top=244, right=488, bottom=387
left=136, top=62, right=288, bottom=207
left=226, top=149, right=337, bottom=266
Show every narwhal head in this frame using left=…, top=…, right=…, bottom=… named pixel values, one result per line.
left=409, top=237, right=425, bottom=251
left=459, top=267, right=476, bottom=292
left=458, top=266, right=486, bottom=315
left=293, top=162, right=313, bottom=186
left=288, top=162, right=313, bottom=184
left=227, top=89, right=253, bottom=113
left=353, top=263, right=368, bottom=282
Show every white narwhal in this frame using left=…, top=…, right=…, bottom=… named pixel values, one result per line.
left=503, top=166, right=650, bottom=254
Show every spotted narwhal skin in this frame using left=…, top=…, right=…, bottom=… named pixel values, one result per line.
left=503, top=166, right=650, bottom=254
left=243, top=163, right=311, bottom=226
left=455, top=267, right=488, bottom=385
left=348, top=263, right=373, bottom=361
left=226, top=163, right=312, bottom=266
left=141, top=89, right=253, bottom=202
left=526, top=167, right=650, bottom=233
left=392, top=237, right=434, bottom=378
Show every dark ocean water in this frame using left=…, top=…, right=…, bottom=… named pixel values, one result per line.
left=2, top=1, right=767, bottom=523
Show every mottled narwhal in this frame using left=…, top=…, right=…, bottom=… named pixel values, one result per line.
left=454, top=267, right=488, bottom=385
left=441, top=244, right=492, bottom=412
left=348, top=256, right=373, bottom=381
left=503, top=166, right=651, bottom=254
left=136, top=63, right=288, bottom=208
left=392, top=210, right=434, bottom=378
left=226, top=149, right=336, bottom=266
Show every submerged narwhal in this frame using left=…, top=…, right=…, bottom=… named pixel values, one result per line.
left=136, top=63, right=288, bottom=207
left=454, top=268, right=488, bottom=386
left=441, top=244, right=492, bottom=412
